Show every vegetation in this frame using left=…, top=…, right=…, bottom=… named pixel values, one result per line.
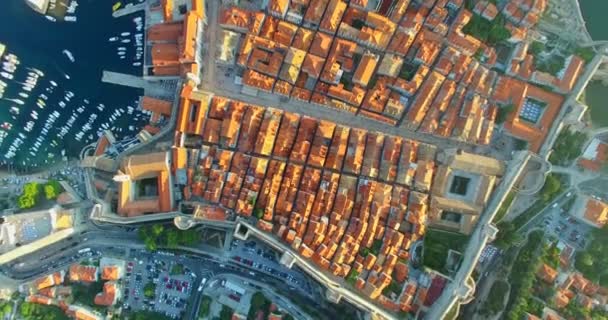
left=479, top=280, right=509, bottom=315
left=345, top=269, right=360, bottom=286
left=504, top=230, right=545, bottom=320
left=71, top=281, right=105, bottom=308
left=382, top=281, right=403, bottom=296
left=219, top=305, right=233, bottom=320
left=370, top=239, right=383, bottom=255
left=138, top=224, right=201, bottom=251
left=19, top=302, right=69, bottom=320
left=422, top=229, right=469, bottom=272
left=0, top=300, right=12, bottom=318
left=536, top=55, right=566, bottom=76
left=514, top=139, right=528, bottom=151
left=493, top=221, right=522, bottom=249
left=574, top=226, right=608, bottom=285
left=541, top=242, right=560, bottom=269
left=549, top=128, right=588, bottom=166
left=495, top=104, right=515, bottom=124
left=17, top=180, right=64, bottom=209
left=248, top=292, right=271, bottom=319
left=44, top=180, right=62, bottom=200
left=529, top=41, right=545, bottom=56
left=199, top=295, right=212, bottom=318
left=18, top=182, right=41, bottom=209
left=574, top=47, right=596, bottom=64
left=171, top=263, right=184, bottom=275
left=253, top=208, right=264, bottom=219
left=494, top=191, right=516, bottom=222
left=462, top=14, right=511, bottom=45
left=144, top=282, right=156, bottom=298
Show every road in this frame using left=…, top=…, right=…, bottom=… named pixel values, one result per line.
left=518, top=189, right=573, bottom=234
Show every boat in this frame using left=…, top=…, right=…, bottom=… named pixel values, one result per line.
left=45, top=15, right=57, bottom=22
left=121, top=39, right=131, bottom=43
left=9, top=107, right=19, bottom=114
left=50, top=80, right=57, bottom=86
left=0, top=72, right=13, bottom=79
left=2, top=65, right=16, bottom=73
left=27, top=68, right=44, bottom=76
left=18, top=93, right=28, bottom=99
left=64, top=73, right=70, bottom=80
left=120, top=56, right=126, bottom=59
left=118, top=47, right=126, bottom=50
left=64, top=16, right=77, bottom=22
left=121, top=32, right=130, bottom=36
left=117, top=51, right=126, bottom=56
left=62, top=49, right=75, bottom=62
left=133, top=62, right=142, bottom=66
left=112, top=2, right=122, bottom=11
left=109, top=37, right=118, bottom=42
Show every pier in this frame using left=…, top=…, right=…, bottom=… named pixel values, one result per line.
left=112, top=2, right=146, bottom=18
left=101, top=70, right=168, bottom=96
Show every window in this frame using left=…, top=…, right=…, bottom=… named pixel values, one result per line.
left=450, top=176, right=471, bottom=195
left=441, top=212, right=462, bottom=223
left=178, top=4, right=188, bottom=15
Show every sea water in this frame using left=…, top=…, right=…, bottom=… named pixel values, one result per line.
left=0, top=0, right=147, bottom=172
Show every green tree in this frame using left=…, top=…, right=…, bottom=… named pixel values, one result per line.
left=144, top=282, right=156, bottom=298
left=253, top=208, right=264, bottom=219
left=494, top=222, right=522, bottom=249
left=44, top=180, right=62, bottom=200
left=540, top=174, right=561, bottom=202
left=529, top=41, right=545, bottom=56
left=219, top=305, right=233, bottom=320
left=579, top=252, right=594, bottom=267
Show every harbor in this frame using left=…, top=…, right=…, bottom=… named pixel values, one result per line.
left=0, top=0, right=148, bottom=172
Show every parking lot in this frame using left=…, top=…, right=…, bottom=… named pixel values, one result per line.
left=228, top=239, right=314, bottom=297
left=123, top=252, right=196, bottom=319
left=541, top=202, right=592, bottom=250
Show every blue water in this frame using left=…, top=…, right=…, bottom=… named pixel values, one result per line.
left=0, top=0, right=147, bottom=171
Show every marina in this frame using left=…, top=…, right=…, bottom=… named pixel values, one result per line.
left=0, top=0, right=148, bottom=171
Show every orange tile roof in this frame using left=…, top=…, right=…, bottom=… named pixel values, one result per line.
left=242, top=69, right=276, bottom=92
left=536, top=263, right=557, bottom=284
left=292, top=27, right=315, bottom=51
left=557, top=55, right=584, bottom=93
left=583, top=198, right=608, bottom=227
left=148, top=22, right=182, bottom=42
left=298, top=53, right=321, bottom=80
left=94, top=282, right=117, bottom=306
left=304, top=0, right=329, bottom=25
left=309, top=32, right=333, bottom=58
left=220, top=6, right=251, bottom=31
left=353, top=53, right=378, bottom=87
left=268, top=0, right=290, bottom=18
left=405, top=71, right=445, bottom=127
left=69, top=264, right=98, bottom=283
left=502, top=80, right=564, bottom=152
left=141, top=96, right=172, bottom=116
left=27, top=295, right=53, bottom=305
left=320, top=0, right=347, bottom=34
left=101, top=266, right=121, bottom=281
left=180, top=12, right=199, bottom=62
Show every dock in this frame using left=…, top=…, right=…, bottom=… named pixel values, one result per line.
left=112, top=2, right=146, bottom=18
left=101, top=70, right=168, bottom=96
